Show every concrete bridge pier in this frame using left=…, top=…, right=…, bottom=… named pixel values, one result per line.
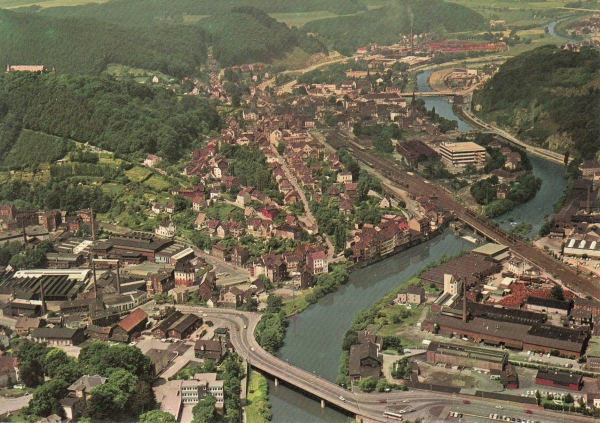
left=274, top=377, right=278, bottom=387
left=321, top=399, right=325, bottom=409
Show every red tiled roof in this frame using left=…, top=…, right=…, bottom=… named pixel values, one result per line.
left=118, top=308, right=148, bottom=333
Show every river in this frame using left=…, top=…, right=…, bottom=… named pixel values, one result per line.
left=267, top=68, right=566, bottom=421
left=547, top=18, right=577, bottom=45
left=416, top=70, right=473, bottom=132
left=269, top=230, right=473, bottom=422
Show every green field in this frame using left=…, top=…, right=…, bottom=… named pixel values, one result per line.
left=124, top=167, right=152, bottom=183
left=269, top=11, right=340, bottom=27
left=0, top=0, right=108, bottom=8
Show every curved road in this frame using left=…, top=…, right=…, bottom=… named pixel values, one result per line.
left=181, top=307, right=596, bottom=423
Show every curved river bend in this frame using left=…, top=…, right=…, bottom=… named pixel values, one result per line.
left=268, top=69, right=566, bottom=422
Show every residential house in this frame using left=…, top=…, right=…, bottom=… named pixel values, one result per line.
left=349, top=341, right=382, bottom=381
left=169, top=286, right=190, bottom=304
left=236, top=188, right=252, bottom=206
left=60, top=375, right=108, bottom=421
left=307, top=251, right=328, bottom=275
left=219, top=287, right=244, bottom=308
left=273, top=224, right=303, bottom=241
left=156, top=219, right=176, bottom=238
left=300, top=266, right=313, bottom=290
left=231, top=246, right=249, bottom=267
left=395, top=285, right=426, bottom=304
left=152, top=203, right=164, bottom=215
left=252, top=254, right=287, bottom=284
left=192, top=196, right=206, bottom=212
left=194, top=340, right=223, bottom=361
left=337, top=171, right=353, bottom=184
left=194, top=213, right=207, bottom=230
left=0, top=355, right=18, bottom=387
left=211, top=245, right=228, bottom=261
left=147, top=268, right=175, bottom=297
left=174, top=261, right=195, bottom=287
left=144, top=155, right=162, bottom=167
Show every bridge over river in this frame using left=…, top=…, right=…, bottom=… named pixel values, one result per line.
left=175, top=307, right=596, bottom=423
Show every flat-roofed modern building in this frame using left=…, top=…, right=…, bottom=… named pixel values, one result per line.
left=440, top=142, right=486, bottom=168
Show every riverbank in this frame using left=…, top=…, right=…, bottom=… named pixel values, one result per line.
left=246, top=369, right=271, bottom=423
left=336, top=251, right=468, bottom=389
left=282, top=224, right=448, bottom=317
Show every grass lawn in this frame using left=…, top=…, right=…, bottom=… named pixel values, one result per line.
left=246, top=369, right=270, bottom=423
left=125, top=166, right=152, bottom=183
left=282, top=292, right=311, bottom=316
left=0, top=409, right=40, bottom=422
left=143, top=174, right=171, bottom=191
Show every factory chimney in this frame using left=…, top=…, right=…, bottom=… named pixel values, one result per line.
left=410, top=26, right=414, bottom=54
left=39, top=279, right=47, bottom=316
left=90, top=208, right=96, bottom=241
left=587, top=183, right=592, bottom=214
left=462, top=277, right=467, bottom=323
left=116, top=260, right=121, bottom=295
left=21, top=219, right=27, bottom=245
left=93, top=262, right=98, bottom=297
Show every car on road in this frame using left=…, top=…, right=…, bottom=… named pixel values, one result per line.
left=463, top=399, right=471, bottom=404
left=339, top=396, right=345, bottom=401
left=495, top=405, right=503, bottom=409
left=378, top=399, right=387, bottom=403
left=202, top=313, right=207, bottom=317
left=524, top=410, right=532, bottom=414
left=235, top=326, right=239, bottom=331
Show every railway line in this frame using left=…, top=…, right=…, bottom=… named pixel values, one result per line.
left=326, top=130, right=600, bottom=300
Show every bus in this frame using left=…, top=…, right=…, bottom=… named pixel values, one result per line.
left=383, top=410, right=403, bottom=421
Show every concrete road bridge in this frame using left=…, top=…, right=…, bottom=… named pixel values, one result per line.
left=177, top=307, right=597, bottom=423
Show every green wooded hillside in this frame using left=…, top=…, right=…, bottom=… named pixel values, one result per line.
left=0, top=9, right=206, bottom=77
left=475, top=45, right=600, bottom=159
left=199, top=7, right=327, bottom=67
left=32, top=0, right=366, bottom=26
left=302, top=0, right=487, bottom=55
left=0, top=72, right=220, bottom=163
left=2, top=130, right=73, bottom=168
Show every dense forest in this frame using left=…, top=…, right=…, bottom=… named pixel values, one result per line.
left=0, top=9, right=206, bottom=77
left=198, top=7, right=327, bottom=67
left=302, top=0, right=487, bottom=55
left=0, top=72, right=220, bottom=163
left=32, top=0, right=366, bottom=26
left=475, top=45, right=600, bottom=159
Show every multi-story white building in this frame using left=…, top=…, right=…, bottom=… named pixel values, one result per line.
left=180, top=373, right=224, bottom=406
left=440, top=142, right=486, bottom=168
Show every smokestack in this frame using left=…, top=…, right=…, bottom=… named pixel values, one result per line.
left=22, top=219, right=26, bottom=244
left=90, top=208, right=96, bottom=241
left=39, top=279, right=47, bottom=316
left=410, top=26, right=414, bottom=55
left=462, top=277, right=467, bottom=323
left=93, top=262, right=98, bottom=298
left=587, top=184, right=591, bottom=214
left=116, top=260, right=121, bottom=295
